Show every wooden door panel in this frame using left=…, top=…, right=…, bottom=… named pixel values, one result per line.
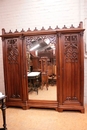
left=63, top=62, right=81, bottom=102
left=7, top=64, right=21, bottom=98
left=61, top=34, right=81, bottom=104
left=5, top=38, right=22, bottom=100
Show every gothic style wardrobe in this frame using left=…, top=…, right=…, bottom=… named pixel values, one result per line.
left=0, top=22, right=85, bottom=112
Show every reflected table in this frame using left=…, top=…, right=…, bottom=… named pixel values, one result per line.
left=0, top=96, right=7, bottom=130
left=27, top=72, right=41, bottom=94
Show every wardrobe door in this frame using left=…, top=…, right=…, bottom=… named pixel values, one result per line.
left=58, top=33, right=84, bottom=112
left=3, top=37, right=28, bottom=109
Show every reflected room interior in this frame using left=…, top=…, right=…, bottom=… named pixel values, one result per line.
left=26, top=35, right=57, bottom=101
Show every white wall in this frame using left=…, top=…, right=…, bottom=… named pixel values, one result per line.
left=0, top=0, right=87, bottom=103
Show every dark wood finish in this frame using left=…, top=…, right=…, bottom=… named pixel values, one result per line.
left=0, top=22, right=85, bottom=112
left=0, top=96, right=7, bottom=130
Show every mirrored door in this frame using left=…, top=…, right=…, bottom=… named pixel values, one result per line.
left=26, top=34, right=57, bottom=101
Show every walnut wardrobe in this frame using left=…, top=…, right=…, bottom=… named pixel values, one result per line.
left=1, top=22, right=85, bottom=112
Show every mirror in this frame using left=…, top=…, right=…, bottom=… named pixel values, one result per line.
left=26, top=34, right=57, bottom=101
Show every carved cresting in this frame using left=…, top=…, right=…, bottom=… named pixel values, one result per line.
left=7, top=39, right=19, bottom=63
left=64, top=35, right=78, bottom=62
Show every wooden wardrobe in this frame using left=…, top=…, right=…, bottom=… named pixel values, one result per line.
left=0, top=22, right=85, bottom=112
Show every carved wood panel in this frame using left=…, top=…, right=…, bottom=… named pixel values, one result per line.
left=5, top=38, right=22, bottom=99
left=64, top=35, right=78, bottom=62
left=7, top=39, right=19, bottom=64
left=61, top=34, right=81, bottom=104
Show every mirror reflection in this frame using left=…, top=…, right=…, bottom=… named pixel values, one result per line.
left=26, top=35, right=57, bottom=100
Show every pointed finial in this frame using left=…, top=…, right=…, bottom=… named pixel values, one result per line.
left=9, top=30, right=12, bottom=33
left=41, top=27, right=45, bottom=30
left=62, top=25, right=67, bottom=29
left=70, top=24, right=74, bottom=28
left=14, top=29, right=19, bottom=33
left=48, top=26, right=52, bottom=30
left=27, top=28, right=31, bottom=31
left=34, top=27, right=38, bottom=31
left=21, top=29, right=25, bottom=32
left=55, top=26, right=60, bottom=29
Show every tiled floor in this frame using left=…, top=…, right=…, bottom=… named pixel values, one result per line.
left=0, top=105, right=87, bottom=130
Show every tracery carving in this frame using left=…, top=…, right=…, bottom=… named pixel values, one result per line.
left=64, top=35, right=78, bottom=62
left=7, top=39, right=19, bottom=63
left=25, top=35, right=56, bottom=52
